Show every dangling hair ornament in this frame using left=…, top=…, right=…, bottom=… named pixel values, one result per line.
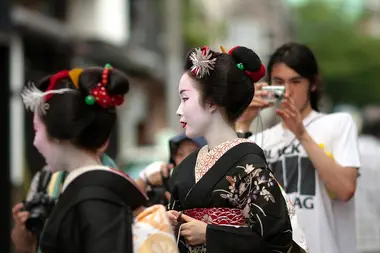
left=190, top=46, right=217, bottom=78
left=86, top=63, right=124, bottom=108
left=21, top=70, right=77, bottom=115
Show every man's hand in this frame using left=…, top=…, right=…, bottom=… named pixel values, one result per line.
left=236, top=82, right=272, bottom=132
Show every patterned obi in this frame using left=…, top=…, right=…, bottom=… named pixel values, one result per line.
left=184, top=207, right=247, bottom=226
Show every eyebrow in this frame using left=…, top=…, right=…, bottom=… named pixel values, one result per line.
left=179, top=89, right=189, bottom=95
left=273, top=76, right=303, bottom=81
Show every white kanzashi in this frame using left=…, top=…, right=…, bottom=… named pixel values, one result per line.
left=190, top=47, right=217, bottom=78
left=21, top=82, right=73, bottom=114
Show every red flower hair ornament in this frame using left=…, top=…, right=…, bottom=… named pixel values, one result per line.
left=21, top=64, right=124, bottom=115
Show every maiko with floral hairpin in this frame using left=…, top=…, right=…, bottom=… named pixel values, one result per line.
left=167, top=45, right=308, bottom=253
left=20, top=65, right=150, bottom=253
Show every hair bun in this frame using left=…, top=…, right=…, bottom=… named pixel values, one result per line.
left=228, top=46, right=266, bottom=82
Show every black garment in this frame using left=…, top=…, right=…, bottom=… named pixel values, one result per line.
left=169, top=142, right=293, bottom=253
left=40, top=170, right=147, bottom=253
left=147, top=133, right=207, bottom=206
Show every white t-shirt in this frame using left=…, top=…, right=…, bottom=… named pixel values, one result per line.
left=250, top=110, right=361, bottom=253
left=356, top=135, right=380, bottom=253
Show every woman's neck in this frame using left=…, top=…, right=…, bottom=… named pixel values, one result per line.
left=204, top=113, right=238, bottom=150
left=60, top=145, right=101, bottom=172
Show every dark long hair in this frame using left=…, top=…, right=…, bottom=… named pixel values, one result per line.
left=267, top=42, right=322, bottom=111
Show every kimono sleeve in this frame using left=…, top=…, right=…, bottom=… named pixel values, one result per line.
left=206, top=154, right=293, bottom=253
left=77, top=198, right=133, bottom=253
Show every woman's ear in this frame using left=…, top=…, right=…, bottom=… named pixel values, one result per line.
left=206, top=101, right=218, bottom=113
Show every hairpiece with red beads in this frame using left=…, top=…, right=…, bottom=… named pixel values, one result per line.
left=85, top=64, right=124, bottom=108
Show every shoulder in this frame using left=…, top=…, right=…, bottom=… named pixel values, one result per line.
left=317, top=112, right=357, bottom=132
left=323, top=112, right=356, bottom=124
left=67, top=170, right=147, bottom=209
left=324, top=112, right=358, bottom=135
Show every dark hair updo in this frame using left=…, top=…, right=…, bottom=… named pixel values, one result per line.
left=33, top=66, right=129, bottom=151
left=267, top=42, right=322, bottom=111
left=184, top=46, right=265, bottom=123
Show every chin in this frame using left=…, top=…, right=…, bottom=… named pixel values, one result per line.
left=185, top=129, right=201, bottom=139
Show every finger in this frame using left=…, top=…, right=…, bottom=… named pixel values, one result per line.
left=283, top=108, right=296, bottom=119
left=276, top=109, right=290, bottom=120
left=281, top=100, right=297, bottom=115
left=18, top=212, right=30, bottom=223
left=180, top=222, right=192, bottom=230
left=255, top=90, right=270, bottom=97
left=252, top=98, right=270, bottom=107
left=255, top=82, right=268, bottom=90
left=181, top=214, right=196, bottom=222
left=12, top=203, right=24, bottom=215
left=180, top=228, right=191, bottom=237
left=15, top=212, right=29, bottom=225
left=167, top=210, right=179, bottom=217
left=167, top=213, right=177, bottom=221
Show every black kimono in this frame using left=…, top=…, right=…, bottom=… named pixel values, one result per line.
left=169, top=139, right=294, bottom=253
left=40, top=168, right=147, bottom=253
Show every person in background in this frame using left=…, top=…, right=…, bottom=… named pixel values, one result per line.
left=136, top=133, right=206, bottom=206
left=355, top=105, right=380, bottom=253
left=17, top=65, right=146, bottom=253
left=11, top=140, right=117, bottom=253
left=236, top=42, right=360, bottom=253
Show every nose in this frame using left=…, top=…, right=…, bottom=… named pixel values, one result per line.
left=284, top=83, right=292, bottom=97
left=176, top=103, right=183, bottom=117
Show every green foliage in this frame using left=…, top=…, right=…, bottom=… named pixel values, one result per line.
left=182, top=0, right=227, bottom=48
left=293, top=0, right=380, bottom=106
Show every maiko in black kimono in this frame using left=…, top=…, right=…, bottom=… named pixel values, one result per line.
left=169, top=139, right=295, bottom=253
left=40, top=169, right=147, bottom=253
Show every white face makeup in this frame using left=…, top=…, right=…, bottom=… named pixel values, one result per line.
left=176, top=73, right=213, bottom=139
left=33, top=113, right=64, bottom=172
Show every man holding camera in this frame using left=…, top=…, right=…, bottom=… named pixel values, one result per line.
left=236, top=43, right=360, bottom=253
left=11, top=141, right=117, bottom=253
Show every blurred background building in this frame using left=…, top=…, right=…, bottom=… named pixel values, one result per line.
left=1, top=0, right=380, bottom=252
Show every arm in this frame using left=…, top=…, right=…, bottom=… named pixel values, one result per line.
left=298, top=115, right=359, bottom=201
left=206, top=155, right=293, bottom=253
left=78, top=199, right=133, bottom=253
left=299, top=133, right=357, bottom=201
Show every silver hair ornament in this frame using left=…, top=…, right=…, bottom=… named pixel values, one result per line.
left=190, top=47, right=217, bottom=78
left=21, top=82, right=74, bottom=115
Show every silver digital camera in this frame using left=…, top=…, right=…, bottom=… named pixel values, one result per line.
left=261, top=86, right=286, bottom=102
